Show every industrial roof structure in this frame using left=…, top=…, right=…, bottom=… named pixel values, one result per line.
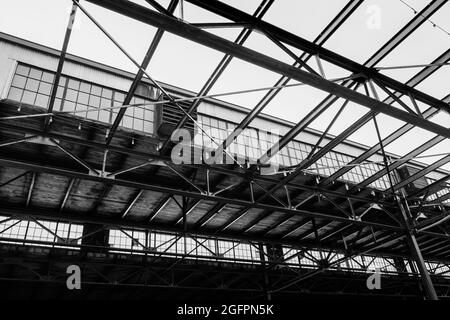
left=1, top=0, right=450, bottom=300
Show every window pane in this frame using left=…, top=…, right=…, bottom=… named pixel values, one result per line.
left=68, top=79, right=80, bottom=90
left=11, top=75, right=26, bottom=88
left=58, top=76, right=67, bottom=87
left=91, top=85, right=101, bottom=96
left=77, top=92, right=89, bottom=105
left=99, top=110, right=110, bottom=123
left=144, top=121, right=153, bottom=133
left=135, top=107, right=144, bottom=119
left=29, top=68, right=42, bottom=80
left=35, top=94, right=49, bottom=108
left=102, top=88, right=112, bottom=99
left=87, top=108, right=98, bottom=120
left=89, top=95, right=101, bottom=107
left=80, top=82, right=91, bottom=93
left=65, top=89, right=78, bottom=102
left=63, top=101, right=75, bottom=112
left=100, top=98, right=110, bottom=109
left=22, top=91, right=36, bottom=104
left=54, top=98, right=62, bottom=111
left=16, top=65, right=30, bottom=77
left=114, top=92, right=125, bottom=103
left=38, top=82, right=52, bottom=95
left=7, top=87, right=23, bottom=101
left=144, top=109, right=153, bottom=121
left=41, top=72, right=54, bottom=83
left=56, top=86, right=64, bottom=99
left=25, top=79, right=39, bottom=92
left=123, top=116, right=133, bottom=128
left=134, top=119, right=143, bottom=131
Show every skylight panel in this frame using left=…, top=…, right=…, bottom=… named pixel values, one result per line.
left=207, top=58, right=284, bottom=107
left=147, top=32, right=229, bottom=92
left=323, top=0, right=428, bottom=64
left=262, top=0, right=349, bottom=42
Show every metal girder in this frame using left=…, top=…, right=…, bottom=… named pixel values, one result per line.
left=261, top=215, right=294, bottom=237
left=392, top=155, right=450, bottom=192
left=160, top=0, right=274, bottom=154
left=84, top=0, right=450, bottom=141
left=26, top=172, right=36, bottom=208
left=0, top=171, right=29, bottom=188
left=0, top=156, right=404, bottom=231
left=407, top=174, right=450, bottom=200
left=106, top=0, right=179, bottom=145
left=406, top=229, right=438, bottom=300
left=148, top=194, right=172, bottom=222
left=185, top=0, right=450, bottom=116
left=194, top=203, right=226, bottom=228
left=0, top=205, right=402, bottom=257
left=220, top=0, right=363, bottom=152
left=0, top=118, right=403, bottom=210
left=59, top=178, right=75, bottom=213
left=122, top=189, right=144, bottom=218
left=174, top=199, right=201, bottom=226
left=254, top=9, right=450, bottom=165
left=321, top=95, right=449, bottom=187
left=280, top=219, right=312, bottom=239
left=144, top=0, right=175, bottom=16
left=353, top=134, right=447, bottom=191
left=47, top=1, right=78, bottom=115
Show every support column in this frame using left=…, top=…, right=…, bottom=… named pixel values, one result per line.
left=399, top=197, right=438, bottom=300
left=259, top=243, right=272, bottom=301
left=370, top=102, right=437, bottom=300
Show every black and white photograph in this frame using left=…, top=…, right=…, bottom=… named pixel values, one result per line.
left=0, top=0, right=449, bottom=311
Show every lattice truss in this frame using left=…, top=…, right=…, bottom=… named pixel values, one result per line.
left=1, top=0, right=450, bottom=298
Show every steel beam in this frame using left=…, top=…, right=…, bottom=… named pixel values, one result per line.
left=47, top=1, right=79, bottom=115
left=122, top=189, right=144, bottom=218
left=219, top=0, right=363, bottom=152
left=84, top=0, right=450, bottom=140
left=407, top=174, right=450, bottom=200
left=0, top=156, right=404, bottom=231
left=0, top=118, right=403, bottom=210
left=106, top=0, right=179, bottom=145
left=392, top=155, right=450, bottom=192
left=160, top=0, right=274, bottom=153
left=185, top=0, right=450, bottom=115
left=353, top=134, right=447, bottom=191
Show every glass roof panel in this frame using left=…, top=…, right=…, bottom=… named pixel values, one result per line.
left=383, top=127, right=437, bottom=155
left=262, top=0, right=349, bottom=42
left=411, top=138, right=450, bottom=165
left=260, top=79, right=333, bottom=124
left=147, top=32, right=232, bottom=92
left=323, top=0, right=428, bottom=64
left=207, top=58, right=284, bottom=107
left=375, top=2, right=450, bottom=83
left=69, top=2, right=158, bottom=73
left=413, top=66, right=450, bottom=99
left=242, top=32, right=299, bottom=65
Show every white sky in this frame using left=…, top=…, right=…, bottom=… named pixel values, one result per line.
left=0, top=0, right=449, bottom=170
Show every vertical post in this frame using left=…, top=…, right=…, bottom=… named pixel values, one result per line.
left=399, top=197, right=438, bottom=300
left=47, top=0, right=79, bottom=117
left=369, top=94, right=438, bottom=299
left=259, top=243, right=272, bottom=301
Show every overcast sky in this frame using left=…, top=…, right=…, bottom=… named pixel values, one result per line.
left=0, top=0, right=449, bottom=168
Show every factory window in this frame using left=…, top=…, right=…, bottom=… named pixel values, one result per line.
left=0, top=216, right=83, bottom=249
left=109, top=229, right=147, bottom=254
left=195, top=115, right=392, bottom=190
left=7, top=62, right=157, bottom=135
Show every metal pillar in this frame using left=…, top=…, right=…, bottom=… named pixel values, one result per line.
left=371, top=105, right=438, bottom=300
left=399, top=197, right=438, bottom=300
